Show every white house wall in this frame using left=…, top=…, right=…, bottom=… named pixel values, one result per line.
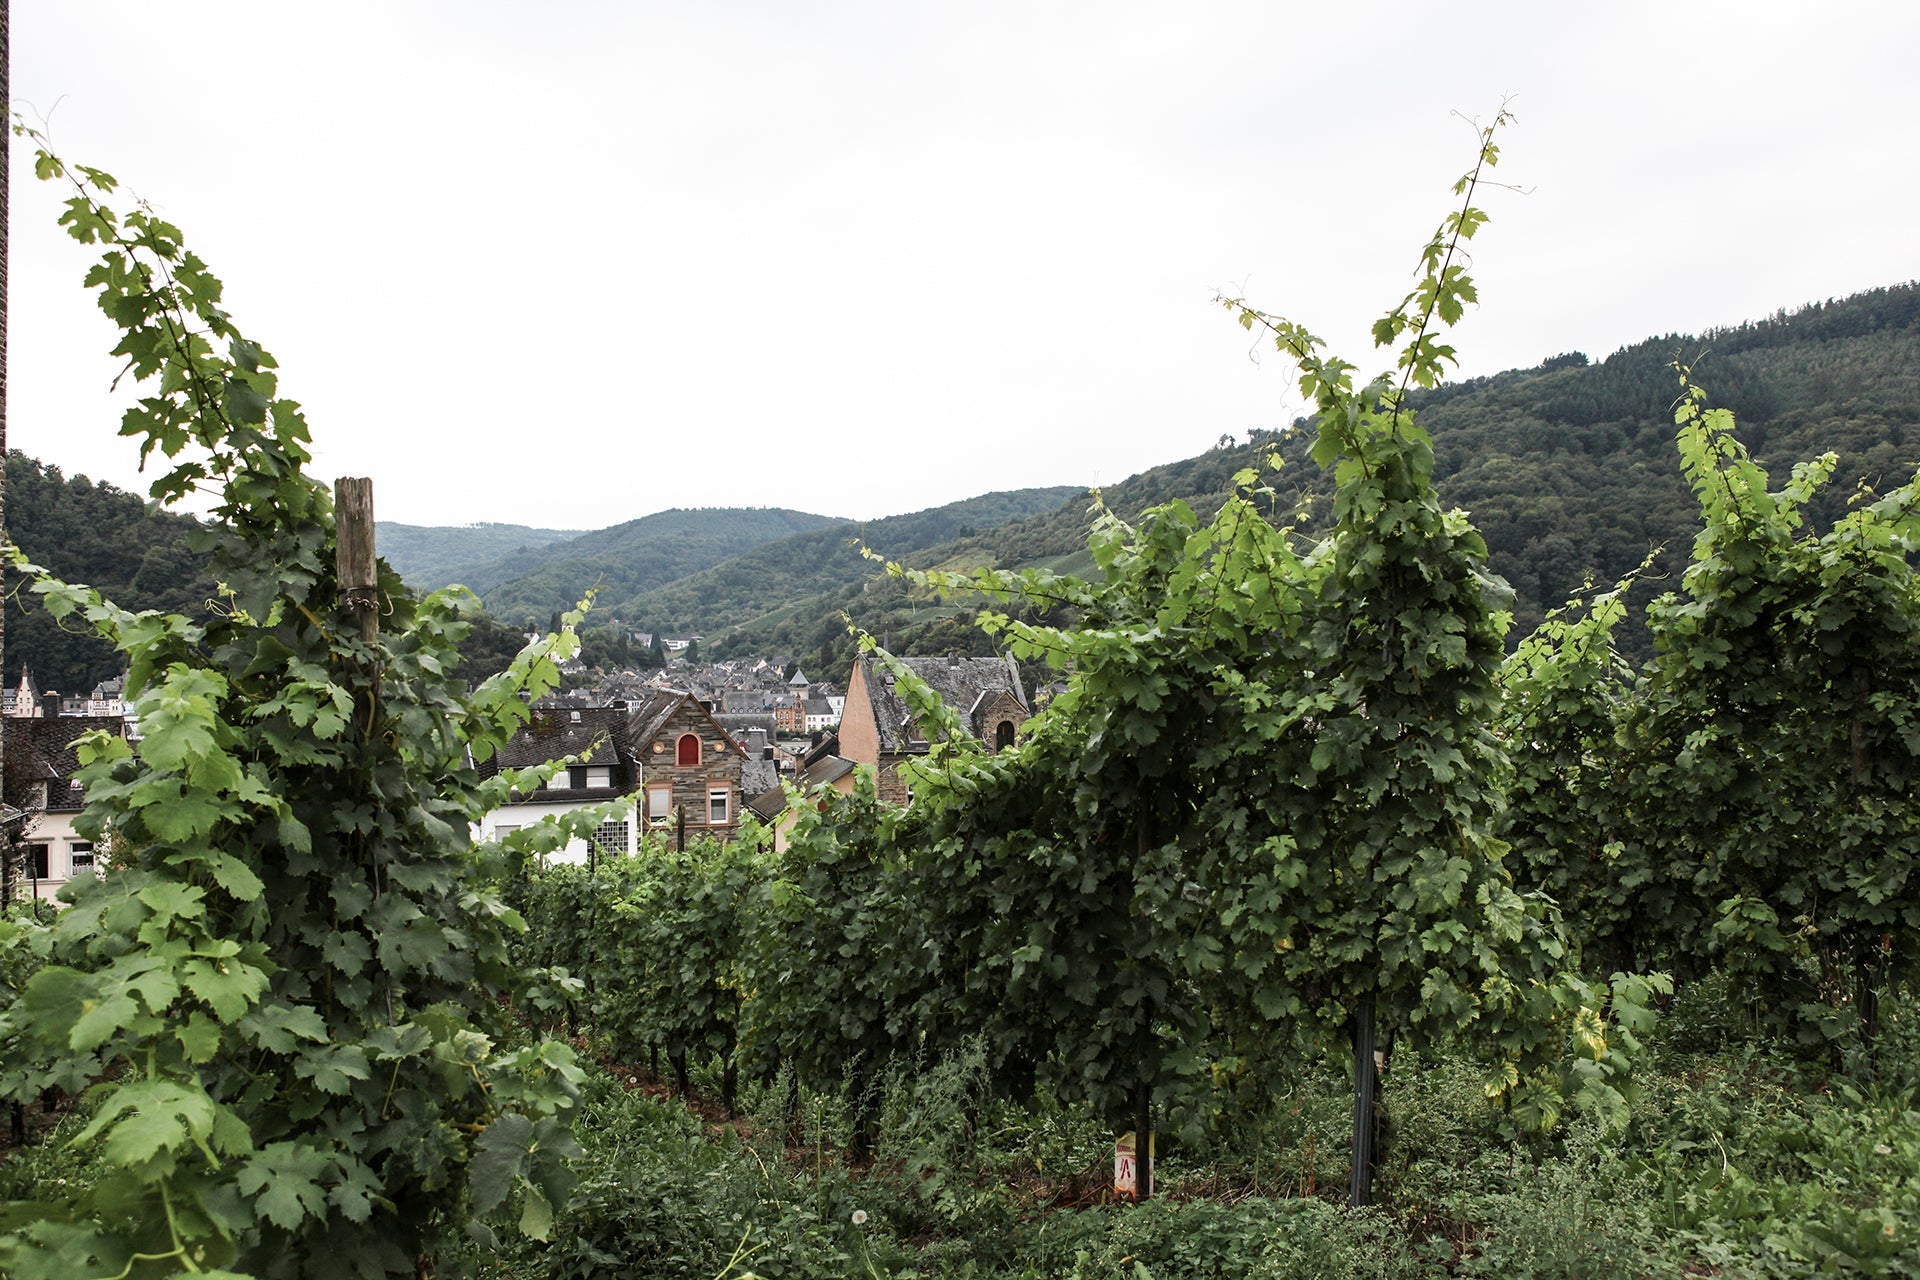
left=476, top=797, right=639, bottom=866
left=14, top=810, right=99, bottom=902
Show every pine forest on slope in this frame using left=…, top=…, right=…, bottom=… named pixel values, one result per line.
left=568, top=488, right=1089, bottom=635
left=385, top=505, right=844, bottom=605
left=2, top=453, right=213, bottom=697
left=6, top=281, right=1916, bottom=692
left=706, top=282, right=1920, bottom=680
left=375, top=522, right=586, bottom=591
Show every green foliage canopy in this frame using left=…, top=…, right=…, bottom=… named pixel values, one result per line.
left=1500, top=370, right=1920, bottom=1050
left=0, top=130, right=593, bottom=1279
left=734, top=112, right=1660, bottom=1137
left=2, top=451, right=213, bottom=696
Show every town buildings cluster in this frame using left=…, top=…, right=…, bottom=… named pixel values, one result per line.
left=0, top=650, right=1031, bottom=901
left=1, top=669, right=130, bottom=901
left=475, top=651, right=1030, bottom=860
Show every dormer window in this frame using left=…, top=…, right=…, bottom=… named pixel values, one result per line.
left=586, top=765, right=612, bottom=789
left=676, top=733, right=701, bottom=766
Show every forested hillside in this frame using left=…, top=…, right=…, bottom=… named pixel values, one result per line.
left=732, top=282, right=1920, bottom=677
left=1420, top=283, right=1920, bottom=641
left=1, top=453, right=212, bottom=695
left=2, top=456, right=546, bottom=696
left=376, top=521, right=584, bottom=590
left=556, top=486, right=1085, bottom=635
left=10, top=285, right=1914, bottom=691
left=465, top=506, right=845, bottom=622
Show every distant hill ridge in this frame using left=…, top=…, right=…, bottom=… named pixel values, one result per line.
left=377, top=522, right=585, bottom=591
left=380, top=489, right=1090, bottom=633
left=391, top=506, right=845, bottom=610
left=701, top=280, right=1920, bottom=679
left=594, top=487, right=1088, bottom=636
left=8, top=280, right=1915, bottom=691
left=3, top=452, right=213, bottom=694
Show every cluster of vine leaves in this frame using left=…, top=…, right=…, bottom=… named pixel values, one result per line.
left=0, top=129, right=622, bottom=1279
left=507, top=113, right=1920, bottom=1179
left=508, top=112, right=1663, bottom=1146
left=1500, top=375, right=1920, bottom=1051
left=510, top=839, right=760, bottom=1107
left=809, top=109, right=1662, bottom=1132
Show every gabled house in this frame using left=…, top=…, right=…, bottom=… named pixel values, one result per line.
left=476, top=705, right=640, bottom=863
left=3, top=667, right=38, bottom=718
left=84, top=675, right=129, bottom=718
left=839, top=652, right=1030, bottom=804
left=748, top=737, right=862, bottom=852
left=3, top=714, right=128, bottom=902
left=627, top=689, right=752, bottom=843
left=802, top=696, right=840, bottom=734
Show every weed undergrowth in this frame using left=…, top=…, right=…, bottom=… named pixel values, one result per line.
left=22, top=981, right=1920, bottom=1278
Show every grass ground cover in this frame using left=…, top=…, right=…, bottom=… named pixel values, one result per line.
left=10, top=977, right=1859, bottom=1278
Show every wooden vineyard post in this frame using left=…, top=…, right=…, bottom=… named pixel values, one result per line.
left=335, top=477, right=379, bottom=645
left=1130, top=816, right=1154, bottom=1201
left=1133, top=1078, right=1153, bottom=1201
left=1349, top=995, right=1377, bottom=1208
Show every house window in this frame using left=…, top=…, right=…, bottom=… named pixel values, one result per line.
left=994, top=720, right=1016, bottom=752
left=548, top=769, right=572, bottom=791
left=585, top=766, right=612, bottom=789
left=647, top=784, right=672, bottom=823
left=592, top=819, right=631, bottom=854
left=676, top=734, right=701, bottom=766
left=24, top=844, right=49, bottom=880
left=708, top=788, right=730, bottom=825
left=68, top=842, right=97, bottom=876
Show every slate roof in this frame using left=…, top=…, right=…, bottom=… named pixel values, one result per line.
left=485, top=706, right=632, bottom=772
left=531, top=689, right=601, bottom=710
left=713, top=712, right=778, bottom=741
left=478, top=706, right=636, bottom=801
left=745, top=787, right=788, bottom=822
left=861, top=654, right=1027, bottom=754
left=627, top=688, right=692, bottom=747
left=740, top=758, right=779, bottom=799
left=744, top=753, right=855, bottom=823
left=627, top=688, right=750, bottom=760
left=802, top=754, right=856, bottom=787
left=3, top=715, right=127, bottom=812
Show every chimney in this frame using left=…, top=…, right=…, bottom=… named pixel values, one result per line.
left=948, top=651, right=959, bottom=667
left=42, top=691, right=61, bottom=719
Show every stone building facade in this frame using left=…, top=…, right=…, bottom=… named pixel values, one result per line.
left=839, top=652, right=1030, bottom=805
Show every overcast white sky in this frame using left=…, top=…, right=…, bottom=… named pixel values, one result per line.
left=9, top=1, right=1917, bottom=530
